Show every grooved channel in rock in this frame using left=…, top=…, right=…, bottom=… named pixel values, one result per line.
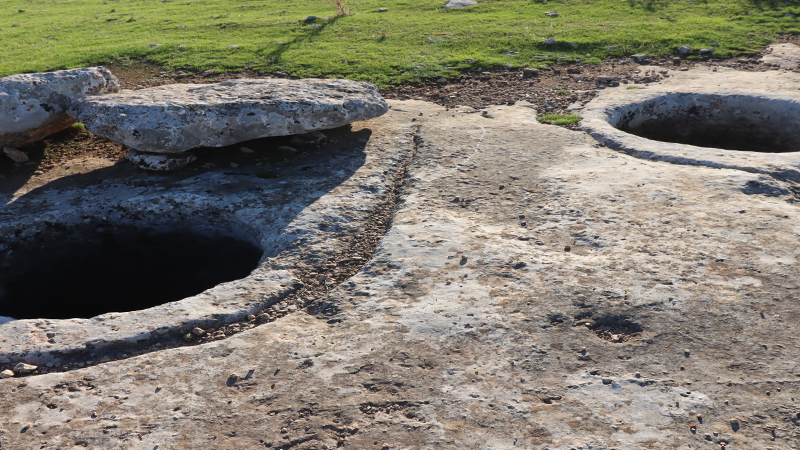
left=0, top=226, right=262, bottom=319
left=613, top=93, right=800, bottom=153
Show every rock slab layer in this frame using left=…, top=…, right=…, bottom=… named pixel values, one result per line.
left=0, top=67, right=119, bottom=148
left=70, top=78, right=390, bottom=153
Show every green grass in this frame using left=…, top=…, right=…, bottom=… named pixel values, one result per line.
left=1, top=0, right=799, bottom=85
left=537, top=113, right=582, bottom=125
left=626, top=85, right=644, bottom=89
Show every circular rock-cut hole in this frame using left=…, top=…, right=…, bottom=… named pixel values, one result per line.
left=0, top=224, right=262, bottom=320
left=612, top=93, right=800, bottom=153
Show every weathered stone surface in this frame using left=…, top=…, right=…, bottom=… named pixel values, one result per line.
left=0, top=67, right=119, bottom=148
left=762, top=42, right=800, bottom=68
left=125, top=149, right=196, bottom=171
left=2, top=69, right=800, bottom=449
left=70, top=78, right=389, bottom=153
left=444, top=0, right=477, bottom=8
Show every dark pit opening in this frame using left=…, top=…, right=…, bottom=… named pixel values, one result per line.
left=0, top=225, right=262, bottom=320
left=613, top=93, right=800, bottom=153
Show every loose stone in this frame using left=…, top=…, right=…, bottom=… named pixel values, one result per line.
left=126, top=149, right=197, bottom=171
left=13, top=363, right=37, bottom=374
left=191, top=327, right=206, bottom=336
left=522, top=68, right=540, bottom=78
left=3, top=147, right=28, bottom=163
left=699, top=48, right=715, bottom=59
left=0, top=369, right=13, bottom=378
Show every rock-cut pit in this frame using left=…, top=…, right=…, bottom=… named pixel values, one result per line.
left=610, top=93, right=800, bottom=153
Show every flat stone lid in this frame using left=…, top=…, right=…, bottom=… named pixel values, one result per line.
left=70, top=78, right=389, bottom=153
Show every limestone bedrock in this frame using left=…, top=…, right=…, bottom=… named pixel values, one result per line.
left=0, top=67, right=119, bottom=148
left=2, top=68, right=800, bottom=449
left=70, top=78, right=389, bottom=153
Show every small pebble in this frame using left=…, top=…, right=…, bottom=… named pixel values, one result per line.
left=13, top=363, right=37, bottom=374
left=240, top=146, right=254, bottom=153
left=0, top=369, right=14, bottom=378
left=191, top=327, right=206, bottom=336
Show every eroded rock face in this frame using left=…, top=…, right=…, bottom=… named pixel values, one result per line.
left=70, top=78, right=389, bottom=153
left=0, top=67, right=119, bottom=148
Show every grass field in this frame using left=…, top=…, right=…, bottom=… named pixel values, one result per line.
left=1, top=0, right=799, bottom=85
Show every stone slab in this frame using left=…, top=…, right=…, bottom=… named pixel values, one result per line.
left=70, top=78, right=389, bottom=153
left=0, top=67, right=119, bottom=148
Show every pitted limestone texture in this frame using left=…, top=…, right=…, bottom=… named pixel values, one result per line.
left=581, top=81, right=800, bottom=182
left=0, top=67, right=120, bottom=148
left=611, top=93, right=800, bottom=153
left=0, top=222, right=262, bottom=320
left=4, top=92, right=800, bottom=449
left=70, top=78, right=389, bottom=153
